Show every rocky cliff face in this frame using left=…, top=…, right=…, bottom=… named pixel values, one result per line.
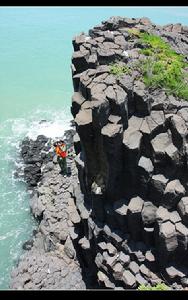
left=71, top=17, right=188, bottom=289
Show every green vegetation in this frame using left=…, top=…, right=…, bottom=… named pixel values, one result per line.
left=109, top=63, right=131, bottom=77
left=137, top=32, right=188, bottom=100
left=109, top=30, right=188, bottom=101
left=138, top=283, right=170, bottom=291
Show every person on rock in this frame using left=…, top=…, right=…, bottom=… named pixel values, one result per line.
left=53, top=140, right=68, bottom=176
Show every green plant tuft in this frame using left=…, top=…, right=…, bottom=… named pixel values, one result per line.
left=138, top=32, right=188, bottom=100
left=109, top=63, right=131, bottom=77
left=108, top=32, right=188, bottom=100
left=138, top=283, right=170, bottom=291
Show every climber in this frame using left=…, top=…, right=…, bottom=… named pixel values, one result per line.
left=53, top=140, right=68, bottom=176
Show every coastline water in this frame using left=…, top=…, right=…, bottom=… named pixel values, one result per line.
left=0, top=6, right=188, bottom=289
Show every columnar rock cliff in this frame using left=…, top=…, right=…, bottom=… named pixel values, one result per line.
left=71, top=17, right=188, bottom=289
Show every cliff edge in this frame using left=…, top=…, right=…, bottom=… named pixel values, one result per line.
left=71, top=16, right=188, bottom=289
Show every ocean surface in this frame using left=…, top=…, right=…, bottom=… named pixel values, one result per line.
left=0, top=6, right=188, bottom=290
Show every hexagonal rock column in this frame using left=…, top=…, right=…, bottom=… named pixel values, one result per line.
left=137, top=156, right=154, bottom=198
left=122, top=116, right=143, bottom=197
left=175, top=222, right=188, bottom=263
left=75, top=108, right=96, bottom=191
left=71, top=92, right=86, bottom=117
left=141, top=202, right=157, bottom=247
left=148, top=174, right=168, bottom=206
left=127, top=196, right=144, bottom=241
left=133, top=81, right=152, bottom=117
left=157, top=221, right=178, bottom=267
left=113, top=199, right=128, bottom=231
left=178, top=197, right=188, bottom=226
left=91, top=181, right=105, bottom=223
left=151, top=132, right=172, bottom=168
left=101, top=123, right=124, bottom=202
left=72, top=49, right=90, bottom=74
left=122, top=270, right=136, bottom=288
left=70, top=16, right=188, bottom=288
left=105, top=84, right=128, bottom=130
left=91, top=93, right=110, bottom=129
left=169, top=114, right=187, bottom=150
left=163, top=179, right=185, bottom=210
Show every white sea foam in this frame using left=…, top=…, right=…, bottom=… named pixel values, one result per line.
left=8, top=108, right=72, bottom=141
left=0, top=107, right=72, bottom=288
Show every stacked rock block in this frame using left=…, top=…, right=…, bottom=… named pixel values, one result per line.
left=71, top=16, right=188, bottom=289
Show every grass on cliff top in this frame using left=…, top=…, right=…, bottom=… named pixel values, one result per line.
left=138, top=32, right=188, bottom=100
left=109, top=31, right=188, bottom=100
left=138, top=283, right=170, bottom=291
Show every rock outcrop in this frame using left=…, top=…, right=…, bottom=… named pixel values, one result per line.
left=10, top=130, right=87, bottom=290
left=70, top=16, right=188, bottom=289
left=10, top=16, right=188, bottom=290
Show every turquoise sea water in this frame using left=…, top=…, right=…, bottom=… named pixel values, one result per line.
left=0, top=6, right=188, bottom=290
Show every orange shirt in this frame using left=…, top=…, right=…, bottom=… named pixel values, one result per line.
left=55, top=144, right=67, bottom=158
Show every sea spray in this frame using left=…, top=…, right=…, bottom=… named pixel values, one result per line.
left=0, top=108, right=72, bottom=289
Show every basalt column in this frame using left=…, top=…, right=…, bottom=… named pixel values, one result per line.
left=71, top=17, right=188, bottom=289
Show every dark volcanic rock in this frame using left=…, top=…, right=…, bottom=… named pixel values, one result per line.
left=69, top=15, right=188, bottom=290
left=13, top=16, right=188, bottom=291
